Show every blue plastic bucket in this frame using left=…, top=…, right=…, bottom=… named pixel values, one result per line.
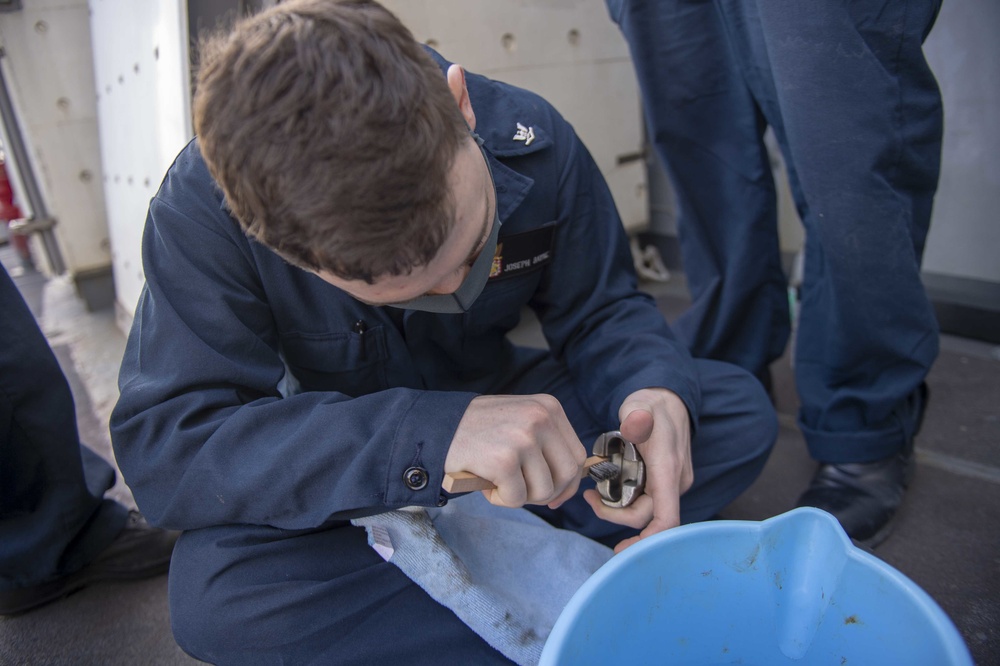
left=540, top=508, right=972, bottom=665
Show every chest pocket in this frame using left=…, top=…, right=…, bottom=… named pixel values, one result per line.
left=279, top=323, right=389, bottom=397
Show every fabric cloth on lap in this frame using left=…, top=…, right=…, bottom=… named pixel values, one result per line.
left=353, top=493, right=613, bottom=665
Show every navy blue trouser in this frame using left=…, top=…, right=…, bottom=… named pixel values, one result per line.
left=608, top=0, right=943, bottom=464
left=0, top=265, right=127, bottom=590
left=169, top=357, right=775, bottom=664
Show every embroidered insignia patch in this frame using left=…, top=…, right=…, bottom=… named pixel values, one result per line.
left=512, top=122, right=536, bottom=146
left=490, top=243, right=504, bottom=278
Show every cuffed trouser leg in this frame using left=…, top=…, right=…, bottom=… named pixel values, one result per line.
left=611, top=0, right=943, bottom=463
left=710, top=0, right=943, bottom=462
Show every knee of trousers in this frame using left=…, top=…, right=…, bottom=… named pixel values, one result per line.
left=739, top=372, right=779, bottom=469
left=742, top=372, right=779, bottom=464
left=697, top=359, right=779, bottom=468
left=682, top=361, right=778, bottom=522
left=166, top=521, right=428, bottom=664
left=167, top=530, right=239, bottom=662
left=166, top=526, right=301, bottom=663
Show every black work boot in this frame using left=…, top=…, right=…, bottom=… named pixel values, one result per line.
left=0, top=511, right=179, bottom=615
left=796, top=384, right=928, bottom=548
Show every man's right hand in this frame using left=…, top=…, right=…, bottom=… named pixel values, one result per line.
left=444, top=394, right=587, bottom=509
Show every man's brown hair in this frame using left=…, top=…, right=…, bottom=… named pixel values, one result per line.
left=193, top=0, right=469, bottom=282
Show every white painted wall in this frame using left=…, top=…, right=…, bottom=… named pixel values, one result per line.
left=380, top=0, right=648, bottom=235
left=922, top=0, right=1000, bottom=284
left=89, top=0, right=193, bottom=317
left=80, top=0, right=995, bottom=328
left=0, top=0, right=109, bottom=276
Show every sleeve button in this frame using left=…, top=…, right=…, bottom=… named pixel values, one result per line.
left=403, top=466, right=429, bottom=491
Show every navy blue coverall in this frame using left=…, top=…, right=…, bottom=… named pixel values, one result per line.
left=110, top=58, right=777, bottom=664
left=0, top=265, right=128, bottom=593
left=607, top=0, right=943, bottom=464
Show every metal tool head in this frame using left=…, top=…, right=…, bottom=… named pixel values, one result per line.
left=587, top=460, right=621, bottom=482
left=592, top=430, right=646, bottom=508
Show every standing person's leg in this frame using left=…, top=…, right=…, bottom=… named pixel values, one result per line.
left=0, top=265, right=175, bottom=614
left=718, top=0, right=943, bottom=542
left=0, top=265, right=126, bottom=592
left=607, top=0, right=790, bottom=383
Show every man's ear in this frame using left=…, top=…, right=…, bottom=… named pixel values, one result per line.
left=447, top=64, right=476, bottom=131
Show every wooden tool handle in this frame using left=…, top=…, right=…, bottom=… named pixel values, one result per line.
left=442, top=455, right=608, bottom=494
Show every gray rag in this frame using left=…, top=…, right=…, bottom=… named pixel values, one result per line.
left=352, top=493, right=613, bottom=665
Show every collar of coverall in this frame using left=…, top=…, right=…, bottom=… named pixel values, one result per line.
left=424, top=46, right=553, bottom=223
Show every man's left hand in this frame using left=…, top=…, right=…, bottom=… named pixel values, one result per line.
left=583, top=387, right=693, bottom=553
